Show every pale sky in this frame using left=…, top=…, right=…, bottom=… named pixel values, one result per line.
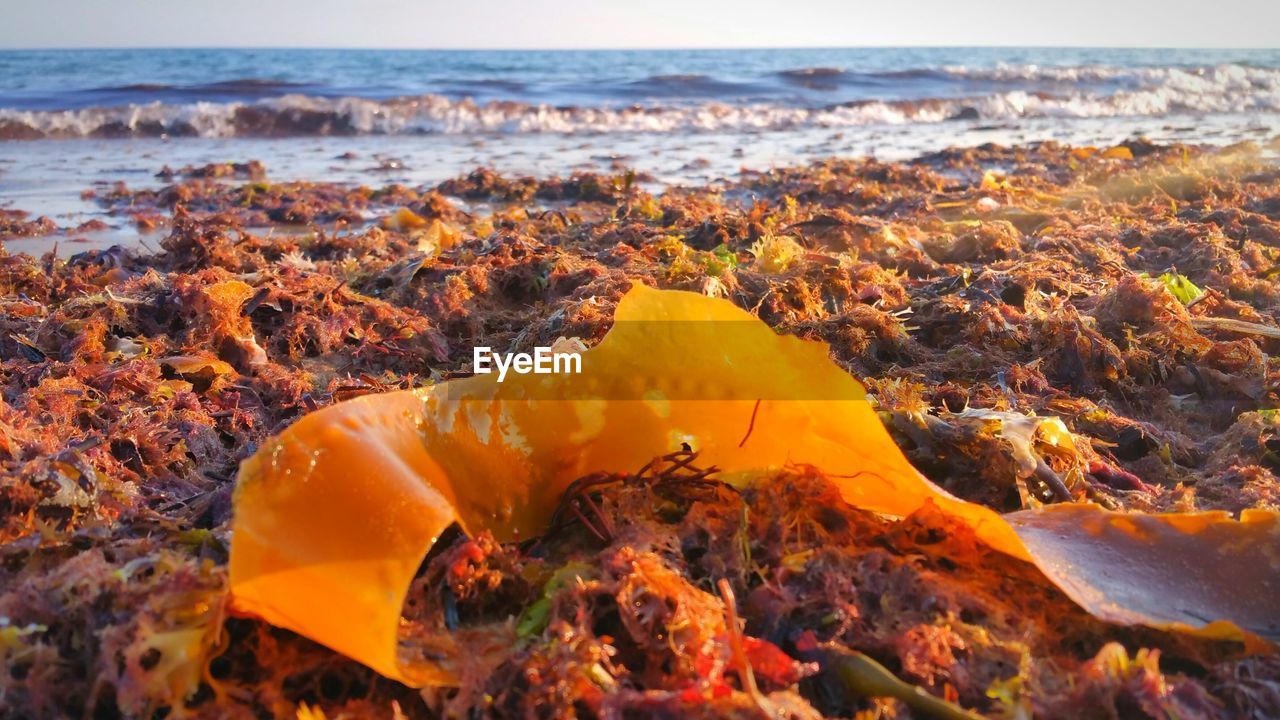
left=0, top=0, right=1276, bottom=49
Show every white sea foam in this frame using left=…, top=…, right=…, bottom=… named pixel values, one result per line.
left=2, top=63, right=1279, bottom=139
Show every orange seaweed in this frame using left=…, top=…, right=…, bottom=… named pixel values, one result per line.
left=229, top=285, right=1279, bottom=686
left=1008, top=505, right=1279, bottom=649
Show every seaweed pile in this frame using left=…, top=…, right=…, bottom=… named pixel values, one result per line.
left=1, top=140, right=1279, bottom=718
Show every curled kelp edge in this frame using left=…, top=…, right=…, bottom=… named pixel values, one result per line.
left=1008, top=504, right=1280, bottom=651
left=229, top=285, right=1279, bottom=686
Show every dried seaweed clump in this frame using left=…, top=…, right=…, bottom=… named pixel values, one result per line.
left=1, top=142, right=1280, bottom=717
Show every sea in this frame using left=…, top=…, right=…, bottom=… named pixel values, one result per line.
left=1, top=47, right=1278, bottom=251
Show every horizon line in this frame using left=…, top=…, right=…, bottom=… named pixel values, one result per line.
left=0, top=44, right=1273, bottom=52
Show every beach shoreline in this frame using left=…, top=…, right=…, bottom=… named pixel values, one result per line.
left=3, top=119, right=1278, bottom=257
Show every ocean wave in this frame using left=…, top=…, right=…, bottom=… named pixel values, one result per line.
left=622, top=73, right=766, bottom=98
left=2, top=74, right=1278, bottom=140
left=941, top=62, right=1280, bottom=93
left=778, top=67, right=846, bottom=78
left=777, top=62, right=1280, bottom=91
left=80, top=79, right=314, bottom=98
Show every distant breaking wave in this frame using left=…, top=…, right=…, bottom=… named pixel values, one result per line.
left=2, top=62, right=1279, bottom=140
left=779, top=62, right=1280, bottom=89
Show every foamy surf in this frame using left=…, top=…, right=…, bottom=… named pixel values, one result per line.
left=3, top=82, right=1279, bottom=140
left=1, top=54, right=1278, bottom=140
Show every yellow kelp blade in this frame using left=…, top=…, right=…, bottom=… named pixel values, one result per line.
left=1008, top=505, right=1280, bottom=648
left=231, top=284, right=1009, bottom=684
left=229, top=284, right=1278, bottom=686
left=412, top=283, right=1022, bottom=554
left=229, top=389, right=460, bottom=685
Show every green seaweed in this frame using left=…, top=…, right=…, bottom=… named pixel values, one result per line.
left=1148, top=270, right=1204, bottom=305
left=515, top=561, right=594, bottom=639
left=826, top=648, right=985, bottom=720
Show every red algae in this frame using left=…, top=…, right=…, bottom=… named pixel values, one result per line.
left=1, top=141, right=1280, bottom=718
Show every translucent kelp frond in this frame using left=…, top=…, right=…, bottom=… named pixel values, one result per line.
left=229, top=286, right=1279, bottom=686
